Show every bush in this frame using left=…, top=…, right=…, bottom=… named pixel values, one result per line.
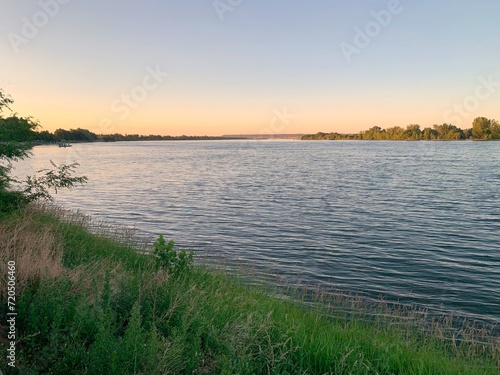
left=0, top=190, right=27, bottom=215
left=152, top=235, right=193, bottom=277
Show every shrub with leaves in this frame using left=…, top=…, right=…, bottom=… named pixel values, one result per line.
left=152, top=235, right=193, bottom=277
left=22, top=161, right=88, bottom=202
left=0, top=88, right=87, bottom=212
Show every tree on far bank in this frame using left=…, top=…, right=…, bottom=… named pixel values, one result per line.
left=404, top=124, right=422, bottom=140
left=54, top=128, right=98, bottom=142
left=432, top=124, right=465, bottom=140
left=422, top=127, right=438, bottom=140
left=472, top=117, right=491, bottom=140
left=36, top=130, right=58, bottom=143
left=490, top=120, right=500, bottom=139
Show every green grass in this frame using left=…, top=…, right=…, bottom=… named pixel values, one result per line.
left=1, top=206, right=499, bottom=374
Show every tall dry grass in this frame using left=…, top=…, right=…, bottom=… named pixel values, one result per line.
left=0, top=207, right=64, bottom=300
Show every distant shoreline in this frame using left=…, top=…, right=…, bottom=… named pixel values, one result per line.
left=32, top=135, right=306, bottom=145
left=32, top=137, right=500, bottom=147
left=31, top=117, right=498, bottom=144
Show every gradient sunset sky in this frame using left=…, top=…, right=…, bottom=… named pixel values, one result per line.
left=1, top=0, right=499, bottom=136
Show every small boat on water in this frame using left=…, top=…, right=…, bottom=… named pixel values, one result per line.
left=58, top=142, right=72, bottom=148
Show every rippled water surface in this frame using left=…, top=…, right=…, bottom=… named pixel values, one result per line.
left=14, top=141, right=500, bottom=323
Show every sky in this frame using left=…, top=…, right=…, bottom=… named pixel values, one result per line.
left=1, top=0, right=499, bottom=136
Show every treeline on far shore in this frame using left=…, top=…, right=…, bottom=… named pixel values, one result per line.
left=302, top=117, right=500, bottom=141
left=33, top=127, right=233, bottom=143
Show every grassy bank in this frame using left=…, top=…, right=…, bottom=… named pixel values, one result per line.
left=1, top=206, right=498, bottom=374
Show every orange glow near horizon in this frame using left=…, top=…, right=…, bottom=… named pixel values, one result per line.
left=3, top=62, right=499, bottom=137
left=10, top=95, right=499, bottom=137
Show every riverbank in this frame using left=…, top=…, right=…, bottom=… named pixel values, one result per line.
left=1, top=205, right=498, bottom=374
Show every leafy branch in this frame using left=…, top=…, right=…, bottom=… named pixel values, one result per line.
left=22, top=161, right=88, bottom=202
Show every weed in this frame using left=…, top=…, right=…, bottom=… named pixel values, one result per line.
left=152, top=235, right=193, bottom=277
